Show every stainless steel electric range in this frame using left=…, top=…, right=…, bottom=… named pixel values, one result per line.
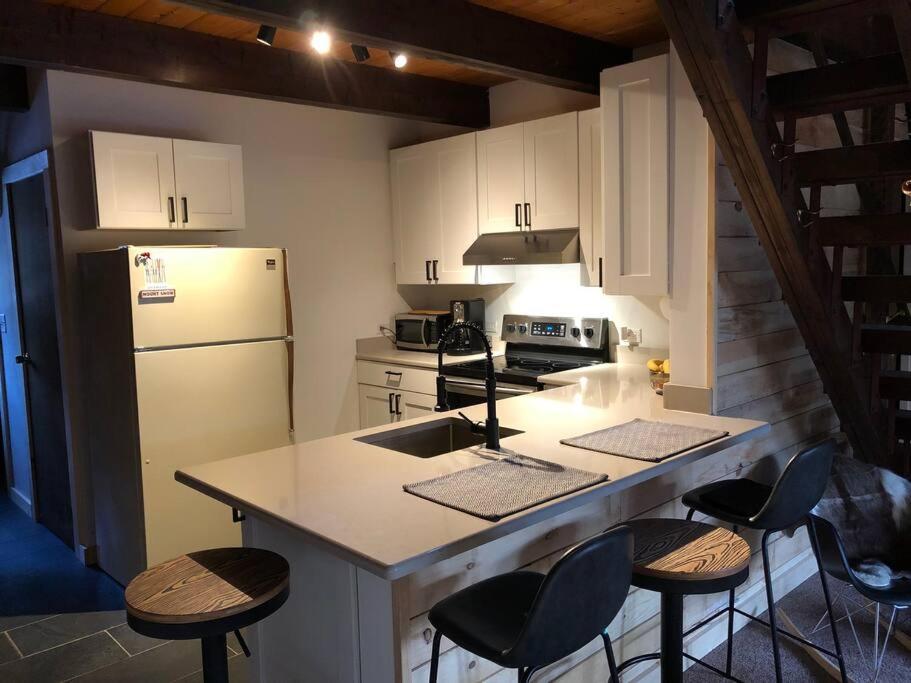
left=442, top=314, right=611, bottom=408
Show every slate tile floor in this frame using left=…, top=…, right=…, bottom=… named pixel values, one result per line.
left=0, top=495, right=249, bottom=682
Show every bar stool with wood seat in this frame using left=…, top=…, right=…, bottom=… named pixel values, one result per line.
left=427, top=525, right=633, bottom=683
left=617, top=518, right=751, bottom=683
left=125, top=547, right=289, bottom=683
left=680, top=438, right=845, bottom=683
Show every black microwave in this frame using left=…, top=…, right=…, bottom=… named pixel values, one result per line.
left=394, top=312, right=452, bottom=352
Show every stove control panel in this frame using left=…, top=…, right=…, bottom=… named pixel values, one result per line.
left=501, top=315, right=609, bottom=350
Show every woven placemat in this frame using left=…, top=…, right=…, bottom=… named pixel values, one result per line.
left=560, top=419, right=728, bottom=463
left=403, top=454, right=608, bottom=521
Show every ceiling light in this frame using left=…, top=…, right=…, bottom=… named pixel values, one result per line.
left=311, top=30, right=331, bottom=55
left=903, top=179, right=911, bottom=197
left=351, top=44, right=370, bottom=62
left=390, top=51, right=408, bottom=69
left=256, top=25, right=276, bottom=46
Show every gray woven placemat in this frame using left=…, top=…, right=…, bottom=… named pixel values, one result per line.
left=560, top=419, right=728, bottom=463
left=403, top=454, right=608, bottom=521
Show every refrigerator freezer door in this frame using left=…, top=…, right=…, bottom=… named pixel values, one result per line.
left=134, top=339, right=292, bottom=568
left=129, top=246, right=288, bottom=349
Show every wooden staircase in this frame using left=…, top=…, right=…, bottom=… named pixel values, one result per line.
left=656, top=0, right=911, bottom=472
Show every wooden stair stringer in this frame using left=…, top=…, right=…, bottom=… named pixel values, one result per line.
left=655, top=0, right=887, bottom=467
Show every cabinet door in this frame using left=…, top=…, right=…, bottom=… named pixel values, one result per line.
left=523, top=112, right=579, bottom=231
left=397, top=390, right=436, bottom=422
left=601, top=54, right=669, bottom=296
left=358, top=384, right=396, bottom=429
left=434, top=134, right=479, bottom=285
left=173, top=140, right=245, bottom=231
left=476, top=123, right=525, bottom=234
left=90, top=131, right=177, bottom=230
left=578, top=108, right=603, bottom=287
left=390, top=144, right=439, bottom=284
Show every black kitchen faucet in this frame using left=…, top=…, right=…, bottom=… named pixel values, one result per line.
left=435, top=322, right=500, bottom=451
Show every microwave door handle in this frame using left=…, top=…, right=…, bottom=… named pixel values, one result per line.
left=421, top=319, right=429, bottom=348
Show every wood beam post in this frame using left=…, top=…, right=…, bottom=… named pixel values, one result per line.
left=0, top=0, right=489, bottom=128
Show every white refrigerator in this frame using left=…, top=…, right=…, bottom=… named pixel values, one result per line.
left=80, top=246, right=293, bottom=585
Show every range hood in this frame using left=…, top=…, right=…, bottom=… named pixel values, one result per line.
left=462, top=228, right=580, bottom=266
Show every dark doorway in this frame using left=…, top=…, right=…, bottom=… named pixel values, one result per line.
left=3, top=161, right=72, bottom=546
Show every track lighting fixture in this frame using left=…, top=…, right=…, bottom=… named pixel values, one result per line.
left=903, top=179, right=911, bottom=197
left=351, top=44, right=370, bottom=62
left=256, top=24, right=276, bottom=46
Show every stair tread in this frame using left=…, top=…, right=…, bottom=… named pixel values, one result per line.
left=841, top=276, right=911, bottom=303
left=812, top=213, right=911, bottom=246
left=794, top=140, right=911, bottom=186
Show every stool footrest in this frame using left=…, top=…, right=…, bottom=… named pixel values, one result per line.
left=730, top=607, right=840, bottom=659
left=682, top=652, right=744, bottom=681
left=616, top=652, right=659, bottom=673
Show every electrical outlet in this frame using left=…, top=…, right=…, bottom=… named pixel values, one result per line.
left=620, top=326, right=642, bottom=347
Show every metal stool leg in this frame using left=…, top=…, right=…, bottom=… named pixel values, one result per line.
left=761, top=530, right=783, bottom=683
left=660, top=593, right=684, bottom=683
left=808, top=521, right=849, bottom=682
left=429, top=630, right=442, bottom=683
left=726, top=524, right=739, bottom=676
left=200, top=634, right=229, bottom=683
left=686, top=507, right=695, bottom=521
left=602, top=632, right=620, bottom=683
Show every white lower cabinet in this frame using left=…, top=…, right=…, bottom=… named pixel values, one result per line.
left=358, top=384, right=437, bottom=428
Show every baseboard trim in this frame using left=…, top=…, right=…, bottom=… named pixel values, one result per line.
left=8, top=486, right=33, bottom=517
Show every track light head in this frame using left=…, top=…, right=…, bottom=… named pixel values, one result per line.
left=256, top=24, right=276, bottom=46
left=351, top=44, right=370, bottom=62
left=390, top=51, right=408, bottom=69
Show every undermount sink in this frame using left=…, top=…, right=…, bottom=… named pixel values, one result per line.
left=355, top=417, right=523, bottom=458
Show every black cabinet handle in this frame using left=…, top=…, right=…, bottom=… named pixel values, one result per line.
left=432, top=260, right=438, bottom=282
left=515, top=203, right=521, bottom=227
left=425, top=260, right=431, bottom=282
left=15, top=353, right=30, bottom=365
left=395, top=394, right=402, bottom=416
left=598, top=257, right=603, bottom=288
left=524, top=202, right=531, bottom=228
left=388, top=392, right=395, bottom=415
left=385, top=370, right=403, bottom=377
left=181, top=197, right=189, bottom=224
left=167, top=197, right=176, bottom=224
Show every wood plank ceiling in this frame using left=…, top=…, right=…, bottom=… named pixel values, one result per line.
left=38, top=0, right=667, bottom=88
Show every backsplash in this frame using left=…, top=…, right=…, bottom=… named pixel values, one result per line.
left=397, top=263, right=670, bottom=355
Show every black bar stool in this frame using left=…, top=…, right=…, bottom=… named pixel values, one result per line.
left=681, top=438, right=845, bottom=682
left=618, top=518, right=751, bottom=682
left=125, top=547, right=289, bottom=683
left=427, top=526, right=633, bottom=683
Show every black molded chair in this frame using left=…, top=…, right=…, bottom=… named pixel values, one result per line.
left=427, top=525, right=633, bottom=683
left=681, top=438, right=844, bottom=682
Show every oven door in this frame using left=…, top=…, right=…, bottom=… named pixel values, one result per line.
left=443, top=376, right=535, bottom=409
left=395, top=316, right=430, bottom=350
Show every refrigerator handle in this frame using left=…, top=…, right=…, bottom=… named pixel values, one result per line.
left=282, top=249, right=295, bottom=441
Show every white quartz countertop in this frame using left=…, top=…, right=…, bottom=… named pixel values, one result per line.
left=177, top=365, right=767, bottom=580
left=355, top=335, right=503, bottom=368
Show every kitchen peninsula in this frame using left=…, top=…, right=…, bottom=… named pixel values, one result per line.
left=176, top=364, right=767, bottom=683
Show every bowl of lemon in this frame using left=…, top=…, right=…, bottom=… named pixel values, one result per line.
left=647, top=358, right=670, bottom=394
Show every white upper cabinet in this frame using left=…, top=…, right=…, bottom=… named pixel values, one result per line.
left=390, top=132, right=478, bottom=285
left=578, top=108, right=603, bottom=288
left=476, top=123, right=525, bottom=234
left=601, top=54, right=669, bottom=296
left=523, top=112, right=579, bottom=231
left=173, top=140, right=245, bottom=231
left=90, top=131, right=245, bottom=231
left=91, top=132, right=177, bottom=230
left=476, top=114, right=579, bottom=234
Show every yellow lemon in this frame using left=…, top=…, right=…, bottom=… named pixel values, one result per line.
left=647, top=359, right=663, bottom=373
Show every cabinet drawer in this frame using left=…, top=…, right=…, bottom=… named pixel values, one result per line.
left=356, top=361, right=437, bottom=395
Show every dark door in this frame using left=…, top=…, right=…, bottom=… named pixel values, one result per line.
left=7, top=174, right=72, bottom=546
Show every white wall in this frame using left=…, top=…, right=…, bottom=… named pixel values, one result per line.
left=21, top=70, right=465, bottom=548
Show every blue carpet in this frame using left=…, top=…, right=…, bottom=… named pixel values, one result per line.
left=0, top=495, right=123, bottom=616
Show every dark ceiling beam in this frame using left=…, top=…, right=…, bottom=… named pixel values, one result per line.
left=737, top=0, right=889, bottom=26
left=0, top=64, right=29, bottom=112
left=0, top=0, right=489, bottom=128
left=172, top=0, right=630, bottom=93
